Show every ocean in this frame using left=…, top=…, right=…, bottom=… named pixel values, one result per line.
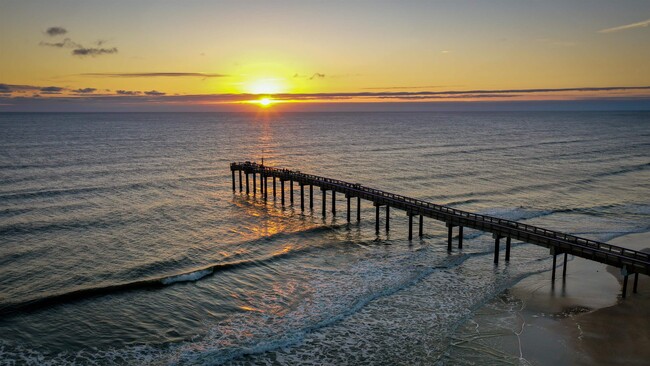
left=0, top=111, right=649, bottom=365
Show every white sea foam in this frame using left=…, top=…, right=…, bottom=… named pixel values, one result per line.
left=160, top=268, right=213, bottom=285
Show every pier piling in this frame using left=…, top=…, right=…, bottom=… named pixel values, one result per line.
left=232, top=170, right=236, bottom=192
left=563, top=253, right=568, bottom=279
left=386, top=205, right=390, bottom=232
left=347, top=196, right=351, bottom=223
left=494, top=235, right=501, bottom=264
left=505, top=237, right=511, bottom=261
left=263, top=175, right=268, bottom=201
left=458, top=226, right=464, bottom=249
left=375, top=205, right=380, bottom=234
left=239, top=170, right=243, bottom=192
left=245, top=173, right=250, bottom=195
left=357, top=197, right=361, bottom=221
left=408, top=213, right=413, bottom=240
left=634, top=273, right=639, bottom=293
left=281, top=180, right=285, bottom=206
left=332, top=191, right=336, bottom=216
left=273, top=176, right=276, bottom=198
left=623, top=274, right=629, bottom=298
left=253, top=173, right=256, bottom=196
left=309, top=185, right=314, bottom=209
left=322, top=189, right=326, bottom=217
left=419, top=215, right=423, bottom=238
left=290, top=180, right=294, bottom=205
left=552, top=253, right=557, bottom=282
left=447, top=224, right=453, bottom=252
left=300, top=184, right=305, bottom=211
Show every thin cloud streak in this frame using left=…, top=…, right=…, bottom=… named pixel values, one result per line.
left=2, top=84, right=650, bottom=103
left=39, top=38, right=118, bottom=57
left=73, top=47, right=118, bottom=56
left=82, top=72, right=228, bottom=78
left=599, top=18, right=650, bottom=33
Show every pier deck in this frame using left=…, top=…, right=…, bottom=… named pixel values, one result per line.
left=231, top=161, right=648, bottom=297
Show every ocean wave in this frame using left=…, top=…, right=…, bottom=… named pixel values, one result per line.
left=0, top=248, right=309, bottom=318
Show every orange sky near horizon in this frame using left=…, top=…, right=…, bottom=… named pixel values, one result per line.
left=1, top=0, right=649, bottom=111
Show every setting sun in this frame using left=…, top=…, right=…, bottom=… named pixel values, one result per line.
left=258, top=97, right=273, bottom=107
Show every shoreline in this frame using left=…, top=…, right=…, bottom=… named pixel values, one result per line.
left=449, top=231, right=650, bottom=365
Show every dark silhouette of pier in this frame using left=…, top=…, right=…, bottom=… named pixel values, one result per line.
left=231, top=161, right=648, bottom=298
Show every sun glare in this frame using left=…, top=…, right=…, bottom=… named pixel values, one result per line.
left=258, top=97, right=273, bottom=107
left=246, top=78, right=286, bottom=95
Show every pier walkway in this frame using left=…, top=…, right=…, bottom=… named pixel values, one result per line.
left=231, top=161, right=648, bottom=298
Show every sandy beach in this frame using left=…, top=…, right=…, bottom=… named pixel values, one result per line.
left=449, top=231, right=650, bottom=365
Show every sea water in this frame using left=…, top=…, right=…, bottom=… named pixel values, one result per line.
left=0, top=111, right=648, bottom=364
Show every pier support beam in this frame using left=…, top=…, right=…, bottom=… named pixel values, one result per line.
left=551, top=253, right=557, bottom=282
left=252, top=173, right=256, bottom=196
left=346, top=196, right=351, bottom=223
left=623, top=274, right=629, bottom=299
left=300, top=184, right=305, bottom=211
left=273, top=176, right=276, bottom=198
left=375, top=205, right=380, bottom=234
left=239, top=170, right=243, bottom=192
left=385, top=205, right=390, bottom=232
left=281, top=180, right=285, bottom=206
left=357, top=197, right=361, bottom=221
left=309, top=185, right=314, bottom=210
left=245, top=173, right=250, bottom=195
left=494, top=235, right=501, bottom=264
left=332, top=191, right=336, bottom=216
left=634, top=273, right=639, bottom=294
left=458, top=226, right=464, bottom=249
left=419, top=215, right=423, bottom=238
left=447, top=224, right=454, bottom=252
left=505, top=237, right=511, bottom=261
left=562, top=253, right=568, bottom=279
left=260, top=173, right=264, bottom=195
left=408, top=213, right=413, bottom=240
left=290, top=180, right=294, bottom=205
left=322, top=189, right=327, bottom=217
left=263, top=175, right=268, bottom=201
left=231, top=170, right=236, bottom=192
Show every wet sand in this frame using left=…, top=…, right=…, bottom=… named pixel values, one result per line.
left=450, top=232, right=650, bottom=365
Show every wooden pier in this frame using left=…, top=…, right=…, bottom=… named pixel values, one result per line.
left=231, top=161, right=648, bottom=298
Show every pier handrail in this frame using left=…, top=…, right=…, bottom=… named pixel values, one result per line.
left=232, top=161, right=649, bottom=272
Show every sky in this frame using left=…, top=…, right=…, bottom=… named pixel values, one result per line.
left=1, top=0, right=649, bottom=111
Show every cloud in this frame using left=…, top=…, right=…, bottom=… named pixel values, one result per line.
left=82, top=72, right=227, bottom=78
left=73, top=47, right=118, bottom=56
left=294, top=72, right=326, bottom=80
left=309, top=73, right=325, bottom=80
left=39, top=31, right=117, bottom=57
left=599, top=18, right=650, bottom=33
left=0, top=83, right=43, bottom=93
left=144, top=90, right=165, bottom=96
left=363, top=85, right=451, bottom=90
left=116, top=90, right=141, bottom=95
left=40, top=38, right=79, bottom=48
left=73, top=88, right=96, bottom=93
left=3, top=84, right=650, bottom=107
left=40, top=86, right=64, bottom=94
left=46, top=27, right=67, bottom=36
